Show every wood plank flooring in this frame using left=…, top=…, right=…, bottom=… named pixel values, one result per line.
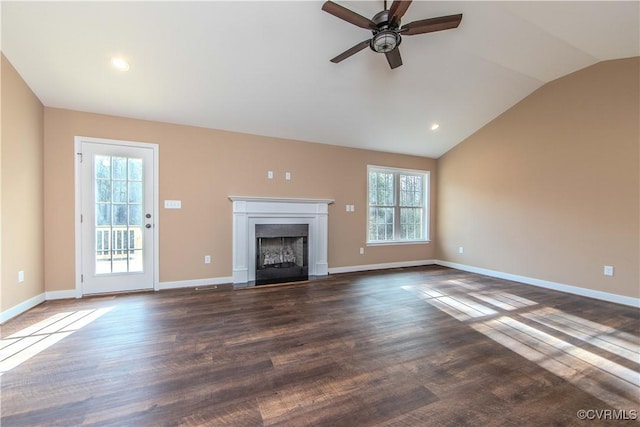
left=1, top=266, right=638, bottom=426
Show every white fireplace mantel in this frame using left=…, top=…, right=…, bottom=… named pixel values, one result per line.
left=229, top=196, right=334, bottom=284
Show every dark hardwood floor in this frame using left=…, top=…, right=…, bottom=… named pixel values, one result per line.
left=1, top=266, right=638, bottom=426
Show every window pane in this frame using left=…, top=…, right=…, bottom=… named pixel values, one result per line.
left=113, top=205, right=127, bottom=225
left=129, top=205, right=142, bottom=226
left=95, top=156, right=111, bottom=179
left=369, top=206, right=394, bottom=241
left=400, top=174, right=422, bottom=207
left=112, top=181, right=127, bottom=203
left=96, top=180, right=110, bottom=203
left=112, top=157, right=127, bottom=180
left=386, top=223, right=393, bottom=239
left=96, top=204, right=111, bottom=226
left=129, top=228, right=143, bottom=251
left=369, top=173, right=377, bottom=205
left=370, top=172, right=394, bottom=206
left=128, top=158, right=143, bottom=181
left=400, top=207, right=423, bottom=240
left=128, top=249, right=143, bottom=272
left=383, top=173, right=394, bottom=205
left=128, top=182, right=142, bottom=204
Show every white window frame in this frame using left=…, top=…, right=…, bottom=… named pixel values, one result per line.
left=367, top=165, right=430, bottom=245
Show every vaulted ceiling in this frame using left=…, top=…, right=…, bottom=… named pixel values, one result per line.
left=2, top=1, right=638, bottom=158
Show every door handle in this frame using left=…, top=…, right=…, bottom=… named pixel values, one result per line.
left=146, top=213, right=151, bottom=219
left=145, top=224, right=152, bottom=229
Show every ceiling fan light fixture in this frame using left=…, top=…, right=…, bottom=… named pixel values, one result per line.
left=370, top=30, right=400, bottom=53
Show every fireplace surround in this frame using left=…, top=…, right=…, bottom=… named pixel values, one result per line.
left=229, top=196, right=334, bottom=285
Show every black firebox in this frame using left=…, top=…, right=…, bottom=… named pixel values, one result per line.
left=255, top=224, right=308, bottom=286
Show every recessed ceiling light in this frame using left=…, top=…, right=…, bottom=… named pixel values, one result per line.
left=430, top=123, right=440, bottom=131
left=110, top=57, right=130, bottom=71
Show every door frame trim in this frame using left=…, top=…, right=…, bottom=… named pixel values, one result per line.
left=74, top=136, right=160, bottom=297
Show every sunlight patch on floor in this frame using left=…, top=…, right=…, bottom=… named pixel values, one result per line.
left=473, top=317, right=639, bottom=410
left=0, top=307, right=113, bottom=376
left=403, top=283, right=640, bottom=410
left=469, top=291, right=537, bottom=311
left=522, top=307, right=640, bottom=363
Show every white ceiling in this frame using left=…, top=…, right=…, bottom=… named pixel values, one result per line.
left=2, top=1, right=638, bottom=158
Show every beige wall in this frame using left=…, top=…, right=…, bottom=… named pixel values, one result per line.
left=437, top=58, right=639, bottom=299
left=6, top=52, right=637, bottom=311
left=1, top=54, right=45, bottom=311
left=44, top=109, right=436, bottom=291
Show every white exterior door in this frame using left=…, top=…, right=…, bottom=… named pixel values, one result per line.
left=78, top=138, right=157, bottom=295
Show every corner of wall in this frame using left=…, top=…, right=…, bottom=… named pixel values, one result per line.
left=1, top=52, right=46, bottom=320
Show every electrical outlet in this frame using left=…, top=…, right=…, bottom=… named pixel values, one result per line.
left=205, top=255, right=211, bottom=264
left=18, top=270, right=25, bottom=283
left=604, top=265, right=614, bottom=276
left=359, top=247, right=364, bottom=255
left=267, top=171, right=273, bottom=179
left=285, top=172, right=291, bottom=181
left=458, top=247, right=464, bottom=254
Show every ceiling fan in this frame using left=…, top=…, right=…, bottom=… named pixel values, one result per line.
left=321, top=0, right=462, bottom=69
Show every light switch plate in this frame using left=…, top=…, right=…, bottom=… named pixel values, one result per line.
left=164, top=200, right=181, bottom=209
left=604, top=265, right=614, bottom=276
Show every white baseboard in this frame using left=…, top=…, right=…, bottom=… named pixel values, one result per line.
left=0, top=293, right=46, bottom=324
left=329, top=259, right=436, bottom=275
left=157, top=276, right=233, bottom=291
left=436, top=260, right=639, bottom=308
left=45, top=290, right=80, bottom=300
left=4, top=261, right=635, bottom=323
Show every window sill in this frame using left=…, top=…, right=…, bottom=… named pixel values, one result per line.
left=367, top=240, right=431, bottom=247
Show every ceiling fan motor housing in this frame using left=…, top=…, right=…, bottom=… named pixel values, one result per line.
left=370, top=10, right=402, bottom=53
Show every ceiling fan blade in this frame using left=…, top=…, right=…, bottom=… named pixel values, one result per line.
left=385, top=48, right=403, bottom=69
left=401, top=13, right=462, bottom=36
left=389, top=0, right=412, bottom=27
left=322, top=1, right=376, bottom=30
left=330, top=39, right=371, bottom=63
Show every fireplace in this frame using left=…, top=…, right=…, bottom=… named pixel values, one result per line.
left=229, top=196, right=334, bottom=285
left=255, top=224, right=308, bottom=285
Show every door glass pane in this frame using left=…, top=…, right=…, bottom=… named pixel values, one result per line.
left=95, top=155, right=144, bottom=274
left=112, top=157, right=127, bottom=179
left=129, top=205, right=142, bottom=226
left=128, top=158, right=143, bottom=180
left=128, top=182, right=142, bottom=203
